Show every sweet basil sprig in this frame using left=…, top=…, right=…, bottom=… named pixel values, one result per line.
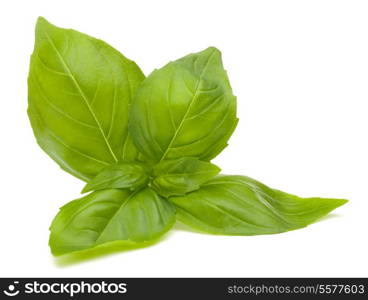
left=28, top=17, right=347, bottom=257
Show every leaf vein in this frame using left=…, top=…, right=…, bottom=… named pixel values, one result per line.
left=44, top=31, right=118, bottom=162
left=158, top=50, right=217, bottom=162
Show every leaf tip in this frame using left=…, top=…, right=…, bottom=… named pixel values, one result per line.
left=310, top=197, right=349, bottom=218
left=35, top=16, right=55, bottom=39
left=333, top=198, right=349, bottom=208
left=205, top=46, right=221, bottom=54
left=81, top=185, right=90, bottom=194
left=36, top=16, right=50, bottom=27
left=35, top=17, right=61, bottom=35
left=213, top=164, right=222, bottom=174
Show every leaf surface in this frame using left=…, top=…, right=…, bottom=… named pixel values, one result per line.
left=28, top=17, right=145, bottom=181
left=129, top=47, right=238, bottom=163
left=49, top=188, right=175, bottom=255
left=151, top=157, right=220, bottom=197
left=82, top=162, right=149, bottom=193
left=170, top=175, right=348, bottom=235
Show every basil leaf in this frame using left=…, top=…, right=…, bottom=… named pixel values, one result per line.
left=170, top=175, right=348, bottom=235
left=81, top=162, right=149, bottom=193
left=151, top=157, right=220, bottom=197
left=28, top=17, right=145, bottom=181
left=129, top=47, right=238, bottom=163
left=49, top=188, right=175, bottom=255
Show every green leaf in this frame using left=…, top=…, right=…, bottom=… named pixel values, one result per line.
left=151, top=157, right=220, bottom=197
left=49, top=188, right=175, bottom=255
left=28, top=17, right=145, bottom=181
left=129, top=47, right=238, bottom=163
left=170, top=175, right=348, bottom=235
left=82, top=162, right=149, bottom=193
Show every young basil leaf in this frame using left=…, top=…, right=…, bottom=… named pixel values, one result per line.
left=129, top=47, right=238, bottom=163
left=28, top=17, right=145, bottom=181
left=81, top=162, right=149, bottom=193
left=151, top=157, right=220, bottom=197
left=49, top=188, right=175, bottom=256
left=170, top=175, right=348, bottom=235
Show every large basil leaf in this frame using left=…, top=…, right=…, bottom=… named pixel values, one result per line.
left=151, top=157, right=220, bottom=197
left=49, top=188, right=175, bottom=255
left=170, top=175, right=348, bottom=235
left=82, top=162, right=149, bottom=193
left=129, top=47, right=238, bottom=163
left=28, top=17, right=145, bottom=181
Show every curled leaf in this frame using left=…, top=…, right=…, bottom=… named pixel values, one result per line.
left=151, top=157, right=220, bottom=197
left=129, top=47, right=238, bottom=163
left=82, top=162, right=149, bottom=193
left=170, top=175, right=348, bottom=235
left=50, top=188, right=175, bottom=256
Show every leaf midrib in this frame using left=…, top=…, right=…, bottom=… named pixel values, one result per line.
left=158, top=50, right=217, bottom=162
left=44, top=31, right=118, bottom=162
left=94, top=189, right=141, bottom=244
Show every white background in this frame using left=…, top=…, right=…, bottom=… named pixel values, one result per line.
left=0, top=0, right=366, bottom=277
